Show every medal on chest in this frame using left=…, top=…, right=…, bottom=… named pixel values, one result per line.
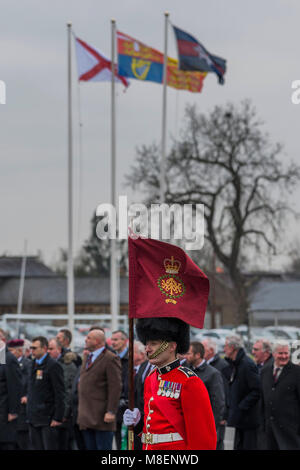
left=157, top=379, right=182, bottom=399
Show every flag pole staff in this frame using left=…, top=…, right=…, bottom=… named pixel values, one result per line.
left=16, top=239, right=27, bottom=337
left=110, top=19, right=119, bottom=333
left=128, top=228, right=135, bottom=450
left=67, top=21, right=75, bottom=346
left=159, top=11, right=169, bottom=204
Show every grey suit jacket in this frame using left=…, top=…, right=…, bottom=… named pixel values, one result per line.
left=193, top=361, right=225, bottom=428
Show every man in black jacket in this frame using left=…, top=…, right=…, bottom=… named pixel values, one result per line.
left=27, top=336, right=65, bottom=450
left=48, top=337, right=78, bottom=449
left=133, top=341, right=152, bottom=450
left=224, top=334, right=261, bottom=450
left=252, top=339, right=273, bottom=372
left=56, top=329, right=82, bottom=368
left=111, top=330, right=129, bottom=450
left=261, top=340, right=300, bottom=450
left=202, top=338, right=231, bottom=450
left=0, top=330, right=22, bottom=450
left=251, top=338, right=273, bottom=449
left=186, top=341, right=225, bottom=434
left=7, top=339, right=32, bottom=450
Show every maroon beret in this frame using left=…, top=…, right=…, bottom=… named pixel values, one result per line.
left=7, top=339, right=24, bottom=348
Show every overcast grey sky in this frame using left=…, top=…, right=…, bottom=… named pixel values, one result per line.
left=0, top=0, right=299, bottom=270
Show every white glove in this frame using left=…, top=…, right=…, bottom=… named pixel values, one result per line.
left=123, top=408, right=141, bottom=427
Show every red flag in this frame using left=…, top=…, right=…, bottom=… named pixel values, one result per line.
left=128, top=236, right=209, bottom=329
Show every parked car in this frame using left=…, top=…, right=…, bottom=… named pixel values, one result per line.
left=264, top=325, right=300, bottom=341
left=194, top=328, right=232, bottom=353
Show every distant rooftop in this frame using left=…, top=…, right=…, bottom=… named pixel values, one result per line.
left=249, top=279, right=300, bottom=311
left=0, top=256, right=56, bottom=278
left=0, top=276, right=129, bottom=306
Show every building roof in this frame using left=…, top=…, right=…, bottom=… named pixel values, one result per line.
left=0, top=257, right=55, bottom=278
left=0, top=276, right=129, bottom=306
left=249, top=279, right=300, bottom=311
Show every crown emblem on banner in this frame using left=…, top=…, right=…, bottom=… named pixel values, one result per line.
left=163, top=256, right=181, bottom=274
left=158, top=255, right=186, bottom=305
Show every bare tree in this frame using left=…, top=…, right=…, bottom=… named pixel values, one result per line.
left=126, top=100, right=300, bottom=324
left=53, top=213, right=128, bottom=277
left=287, top=240, right=300, bottom=274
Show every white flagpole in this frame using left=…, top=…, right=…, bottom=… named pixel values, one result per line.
left=160, top=11, right=169, bottom=204
left=110, top=19, right=119, bottom=331
left=16, top=239, right=27, bottom=337
left=67, top=22, right=75, bottom=343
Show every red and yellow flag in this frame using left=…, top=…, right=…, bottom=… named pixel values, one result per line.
left=117, top=30, right=207, bottom=93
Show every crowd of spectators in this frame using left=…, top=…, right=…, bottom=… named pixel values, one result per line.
left=0, top=325, right=299, bottom=450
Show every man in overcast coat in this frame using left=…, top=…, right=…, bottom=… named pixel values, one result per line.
left=77, top=329, right=122, bottom=450
left=261, top=340, right=300, bottom=450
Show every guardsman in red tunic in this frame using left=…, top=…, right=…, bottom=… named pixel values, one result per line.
left=124, top=317, right=217, bottom=450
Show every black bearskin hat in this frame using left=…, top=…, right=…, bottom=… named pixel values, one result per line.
left=136, top=317, right=190, bottom=354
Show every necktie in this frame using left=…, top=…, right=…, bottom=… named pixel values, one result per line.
left=273, top=367, right=280, bottom=382
left=86, top=353, right=93, bottom=369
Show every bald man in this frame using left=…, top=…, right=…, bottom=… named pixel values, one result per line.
left=77, top=329, right=122, bottom=450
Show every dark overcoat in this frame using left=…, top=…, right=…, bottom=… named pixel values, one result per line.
left=209, top=354, right=232, bottom=419
left=117, top=349, right=129, bottom=424
left=193, top=361, right=225, bottom=427
left=261, top=361, right=300, bottom=450
left=226, top=348, right=261, bottom=430
left=0, top=349, right=22, bottom=442
left=27, top=353, right=65, bottom=426
left=16, top=355, right=32, bottom=431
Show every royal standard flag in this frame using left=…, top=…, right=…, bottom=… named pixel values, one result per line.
left=117, top=31, right=206, bottom=92
left=167, top=57, right=206, bottom=93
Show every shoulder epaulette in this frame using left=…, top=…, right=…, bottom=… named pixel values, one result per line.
left=148, top=366, right=157, bottom=377
left=178, top=366, right=197, bottom=378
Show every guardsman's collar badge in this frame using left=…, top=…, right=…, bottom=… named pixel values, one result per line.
left=158, top=359, right=180, bottom=375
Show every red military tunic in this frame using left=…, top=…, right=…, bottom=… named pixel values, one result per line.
left=142, top=359, right=217, bottom=450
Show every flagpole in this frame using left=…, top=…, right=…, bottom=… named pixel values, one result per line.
left=16, top=239, right=27, bottom=337
left=160, top=11, right=169, bottom=204
left=67, top=21, right=75, bottom=345
left=110, top=19, right=119, bottom=332
left=128, top=228, right=134, bottom=450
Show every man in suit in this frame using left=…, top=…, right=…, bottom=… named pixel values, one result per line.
left=56, top=329, right=82, bottom=368
left=224, top=334, right=261, bottom=450
left=202, top=337, right=231, bottom=450
left=261, top=339, right=300, bottom=450
left=251, top=338, right=273, bottom=449
left=77, top=329, right=122, bottom=450
left=252, top=339, right=273, bottom=372
left=186, top=341, right=225, bottom=435
left=111, top=330, right=129, bottom=450
left=0, top=330, right=22, bottom=450
left=48, top=337, right=78, bottom=449
left=27, top=336, right=65, bottom=450
left=7, top=339, right=32, bottom=450
left=133, top=341, right=151, bottom=450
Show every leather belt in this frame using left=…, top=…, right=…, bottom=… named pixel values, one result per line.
left=142, top=432, right=183, bottom=445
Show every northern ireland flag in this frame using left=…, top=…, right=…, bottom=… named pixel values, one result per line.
left=75, top=36, right=129, bottom=88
